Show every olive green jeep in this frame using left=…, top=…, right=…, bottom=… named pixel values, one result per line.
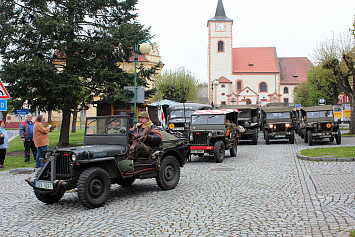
left=300, top=105, right=341, bottom=146
left=189, top=109, right=239, bottom=163
left=26, top=115, right=188, bottom=208
left=262, top=106, right=295, bottom=144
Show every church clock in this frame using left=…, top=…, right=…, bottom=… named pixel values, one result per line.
left=216, top=22, right=225, bottom=31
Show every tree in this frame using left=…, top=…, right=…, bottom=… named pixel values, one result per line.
left=155, top=67, right=201, bottom=103
left=0, top=0, right=154, bottom=146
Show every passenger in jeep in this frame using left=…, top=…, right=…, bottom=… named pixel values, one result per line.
left=128, top=111, right=162, bottom=160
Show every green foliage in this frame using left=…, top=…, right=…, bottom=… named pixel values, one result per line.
left=155, top=67, right=201, bottom=103
left=0, top=0, right=155, bottom=146
left=300, top=146, right=355, bottom=158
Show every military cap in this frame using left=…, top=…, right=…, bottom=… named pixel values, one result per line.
left=138, top=111, right=150, bottom=119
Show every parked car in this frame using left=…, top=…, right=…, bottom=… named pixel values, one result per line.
left=26, top=115, right=188, bottom=208
left=299, top=105, right=341, bottom=146
left=189, top=109, right=239, bottom=163
left=262, top=106, right=295, bottom=144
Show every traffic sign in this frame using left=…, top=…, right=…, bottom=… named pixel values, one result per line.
left=0, top=100, right=7, bottom=111
left=15, top=109, right=29, bottom=115
left=0, top=81, right=10, bottom=99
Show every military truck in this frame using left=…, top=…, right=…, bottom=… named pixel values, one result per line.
left=299, top=105, right=341, bottom=146
left=167, top=103, right=212, bottom=136
left=262, top=106, right=295, bottom=144
left=26, top=115, right=188, bottom=208
left=189, top=109, right=239, bottom=163
left=220, top=105, right=259, bottom=145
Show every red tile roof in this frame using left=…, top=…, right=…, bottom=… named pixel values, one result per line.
left=278, top=57, right=313, bottom=84
left=128, top=53, right=149, bottom=62
left=232, top=47, right=279, bottom=73
left=218, top=76, right=232, bottom=83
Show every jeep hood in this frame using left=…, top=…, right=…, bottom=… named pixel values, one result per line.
left=55, top=145, right=127, bottom=158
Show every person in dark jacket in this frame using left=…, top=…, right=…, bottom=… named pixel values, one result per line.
left=0, top=120, right=8, bottom=169
left=19, top=114, right=37, bottom=164
left=128, top=111, right=162, bottom=160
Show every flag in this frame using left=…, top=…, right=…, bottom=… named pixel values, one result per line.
left=157, top=101, right=166, bottom=128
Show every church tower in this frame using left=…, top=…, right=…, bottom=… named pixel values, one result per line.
left=208, top=0, right=233, bottom=105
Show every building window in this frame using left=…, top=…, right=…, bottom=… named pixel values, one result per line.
left=259, top=82, right=267, bottom=92
left=218, top=41, right=224, bottom=52
left=221, top=84, right=225, bottom=88
left=221, top=101, right=226, bottom=105
left=221, top=93, right=225, bottom=96
left=284, top=98, right=289, bottom=103
left=284, top=87, right=289, bottom=94
left=237, top=81, right=242, bottom=91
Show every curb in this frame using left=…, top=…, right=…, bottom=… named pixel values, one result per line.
left=296, top=152, right=355, bottom=162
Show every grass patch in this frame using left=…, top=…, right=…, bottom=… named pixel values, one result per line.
left=300, top=146, right=355, bottom=158
left=1, top=129, right=84, bottom=171
left=342, top=132, right=355, bottom=137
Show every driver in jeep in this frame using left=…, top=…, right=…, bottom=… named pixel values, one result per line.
left=128, top=111, right=162, bottom=160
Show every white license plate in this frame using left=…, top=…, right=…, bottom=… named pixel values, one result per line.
left=192, top=150, right=204, bottom=153
left=173, top=127, right=184, bottom=130
left=35, top=181, right=53, bottom=190
left=274, top=135, right=285, bottom=138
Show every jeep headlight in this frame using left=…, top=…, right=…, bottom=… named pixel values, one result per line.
left=45, top=152, right=51, bottom=160
left=268, top=124, right=273, bottom=129
left=71, top=154, right=76, bottom=161
left=190, top=134, right=193, bottom=141
left=244, top=121, right=249, bottom=127
left=285, top=123, right=290, bottom=128
left=208, top=132, right=212, bottom=137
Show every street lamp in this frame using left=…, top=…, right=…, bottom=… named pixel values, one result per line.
left=211, top=79, right=220, bottom=107
left=133, top=40, right=153, bottom=124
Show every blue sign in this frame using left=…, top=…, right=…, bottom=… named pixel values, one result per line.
left=295, top=104, right=301, bottom=108
left=0, top=100, right=7, bottom=111
left=15, top=109, right=29, bottom=115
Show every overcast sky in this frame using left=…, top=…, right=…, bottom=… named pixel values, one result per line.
left=136, top=0, right=355, bottom=84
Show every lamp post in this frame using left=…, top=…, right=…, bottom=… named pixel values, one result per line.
left=211, top=79, right=220, bottom=107
left=133, top=40, right=153, bottom=124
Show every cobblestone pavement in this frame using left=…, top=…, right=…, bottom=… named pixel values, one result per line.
left=0, top=134, right=354, bottom=236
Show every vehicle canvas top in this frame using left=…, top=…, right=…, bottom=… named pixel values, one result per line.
left=262, top=106, right=292, bottom=123
left=191, top=109, right=239, bottom=115
left=301, top=105, right=334, bottom=123
left=169, top=103, right=212, bottom=112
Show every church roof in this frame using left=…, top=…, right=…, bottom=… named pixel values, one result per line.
left=218, top=76, right=232, bottom=83
left=278, top=57, right=313, bottom=84
left=232, top=47, right=279, bottom=73
left=208, top=0, right=233, bottom=22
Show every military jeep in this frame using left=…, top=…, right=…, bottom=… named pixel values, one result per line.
left=300, top=105, right=341, bottom=146
left=262, top=106, right=295, bottom=144
left=26, top=115, right=188, bottom=208
left=189, top=109, right=239, bottom=163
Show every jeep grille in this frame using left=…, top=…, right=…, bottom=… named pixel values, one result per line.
left=191, top=132, right=209, bottom=145
left=317, top=123, right=332, bottom=132
left=48, top=152, right=71, bottom=178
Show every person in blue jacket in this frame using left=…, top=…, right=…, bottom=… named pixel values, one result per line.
left=0, top=120, right=9, bottom=169
left=19, top=114, right=37, bottom=164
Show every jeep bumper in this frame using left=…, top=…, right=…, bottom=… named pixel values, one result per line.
left=190, top=146, right=214, bottom=153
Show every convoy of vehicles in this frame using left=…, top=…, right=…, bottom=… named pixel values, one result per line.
left=261, top=106, right=295, bottom=144
left=299, top=105, right=341, bottom=146
left=167, top=103, right=212, bottom=136
left=189, top=109, right=239, bottom=163
left=26, top=115, right=188, bottom=208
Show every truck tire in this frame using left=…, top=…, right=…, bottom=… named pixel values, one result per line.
left=156, top=156, right=180, bottom=190
left=265, top=131, right=270, bottom=145
left=304, top=130, right=308, bottom=143
left=251, top=128, right=258, bottom=145
left=307, top=130, right=313, bottom=146
left=34, top=189, right=64, bottom=204
left=229, top=139, right=237, bottom=157
left=289, top=130, right=295, bottom=144
left=336, top=130, right=341, bottom=144
left=214, top=140, right=225, bottom=163
left=78, top=167, right=111, bottom=209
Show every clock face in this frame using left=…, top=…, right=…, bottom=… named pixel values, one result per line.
left=216, top=23, right=225, bottom=32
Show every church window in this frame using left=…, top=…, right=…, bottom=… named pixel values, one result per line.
left=218, top=41, right=224, bottom=52
left=221, top=84, right=225, bottom=88
left=284, top=87, right=289, bottom=94
left=237, top=81, right=242, bottom=91
left=284, top=98, right=289, bottom=103
left=259, top=82, right=267, bottom=92
left=221, top=101, right=226, bottom=105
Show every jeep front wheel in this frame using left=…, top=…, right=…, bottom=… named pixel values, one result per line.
left=265, top=131, right=270, bottom=145
left=251, top=128, right=258, bottom=145
left=229, top=139, right=237, bottom=157
left=336, top=130, right=341, bottom=144
left=214, top=140, right=225, bottom=163
left=289, top=130, right=295, bottom=144
left=307, top=130, right=313, bottom=146
left=78, top=167, right=111, bottom=209
left=156, top=156, right=180, bottom=190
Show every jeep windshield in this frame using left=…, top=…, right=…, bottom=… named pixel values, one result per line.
left=191, top=115, right=225, bottom=125
left=86, top=117, right=128, bottom=135
left=266, top=112, right=290, bottom=119
left=306, top=110, right=333, bottom=119
left=238, top=110, right=251, bottom=119
left=169, top=110, right=195, bottom=119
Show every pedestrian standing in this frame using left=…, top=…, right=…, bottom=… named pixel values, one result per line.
left=20, top=114, right=37, bottom=164
left=0, top=120, right=8, bottom=169
left=33, top=115, right=51, bottom=168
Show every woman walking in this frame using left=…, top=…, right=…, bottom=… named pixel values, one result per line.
left=0, top=120, right=9, bottom=169
left=34, top=115, right=51, bottom=168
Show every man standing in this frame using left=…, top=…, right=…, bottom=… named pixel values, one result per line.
left=128, top=111, right=162, bottom=160
left=34, top=115, right=51, bottom=168
left=20, top=114, right=37, bottom=164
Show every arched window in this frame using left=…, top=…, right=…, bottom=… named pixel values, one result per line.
left=284, top=87, right=289, bottom=94
left=259, top=82, right=267, bottom=92
left=221, top=84, right=225, bottom=88
left=218, top=41, right=224, bottom=52
left=246, top=99, right=252, bottom=105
